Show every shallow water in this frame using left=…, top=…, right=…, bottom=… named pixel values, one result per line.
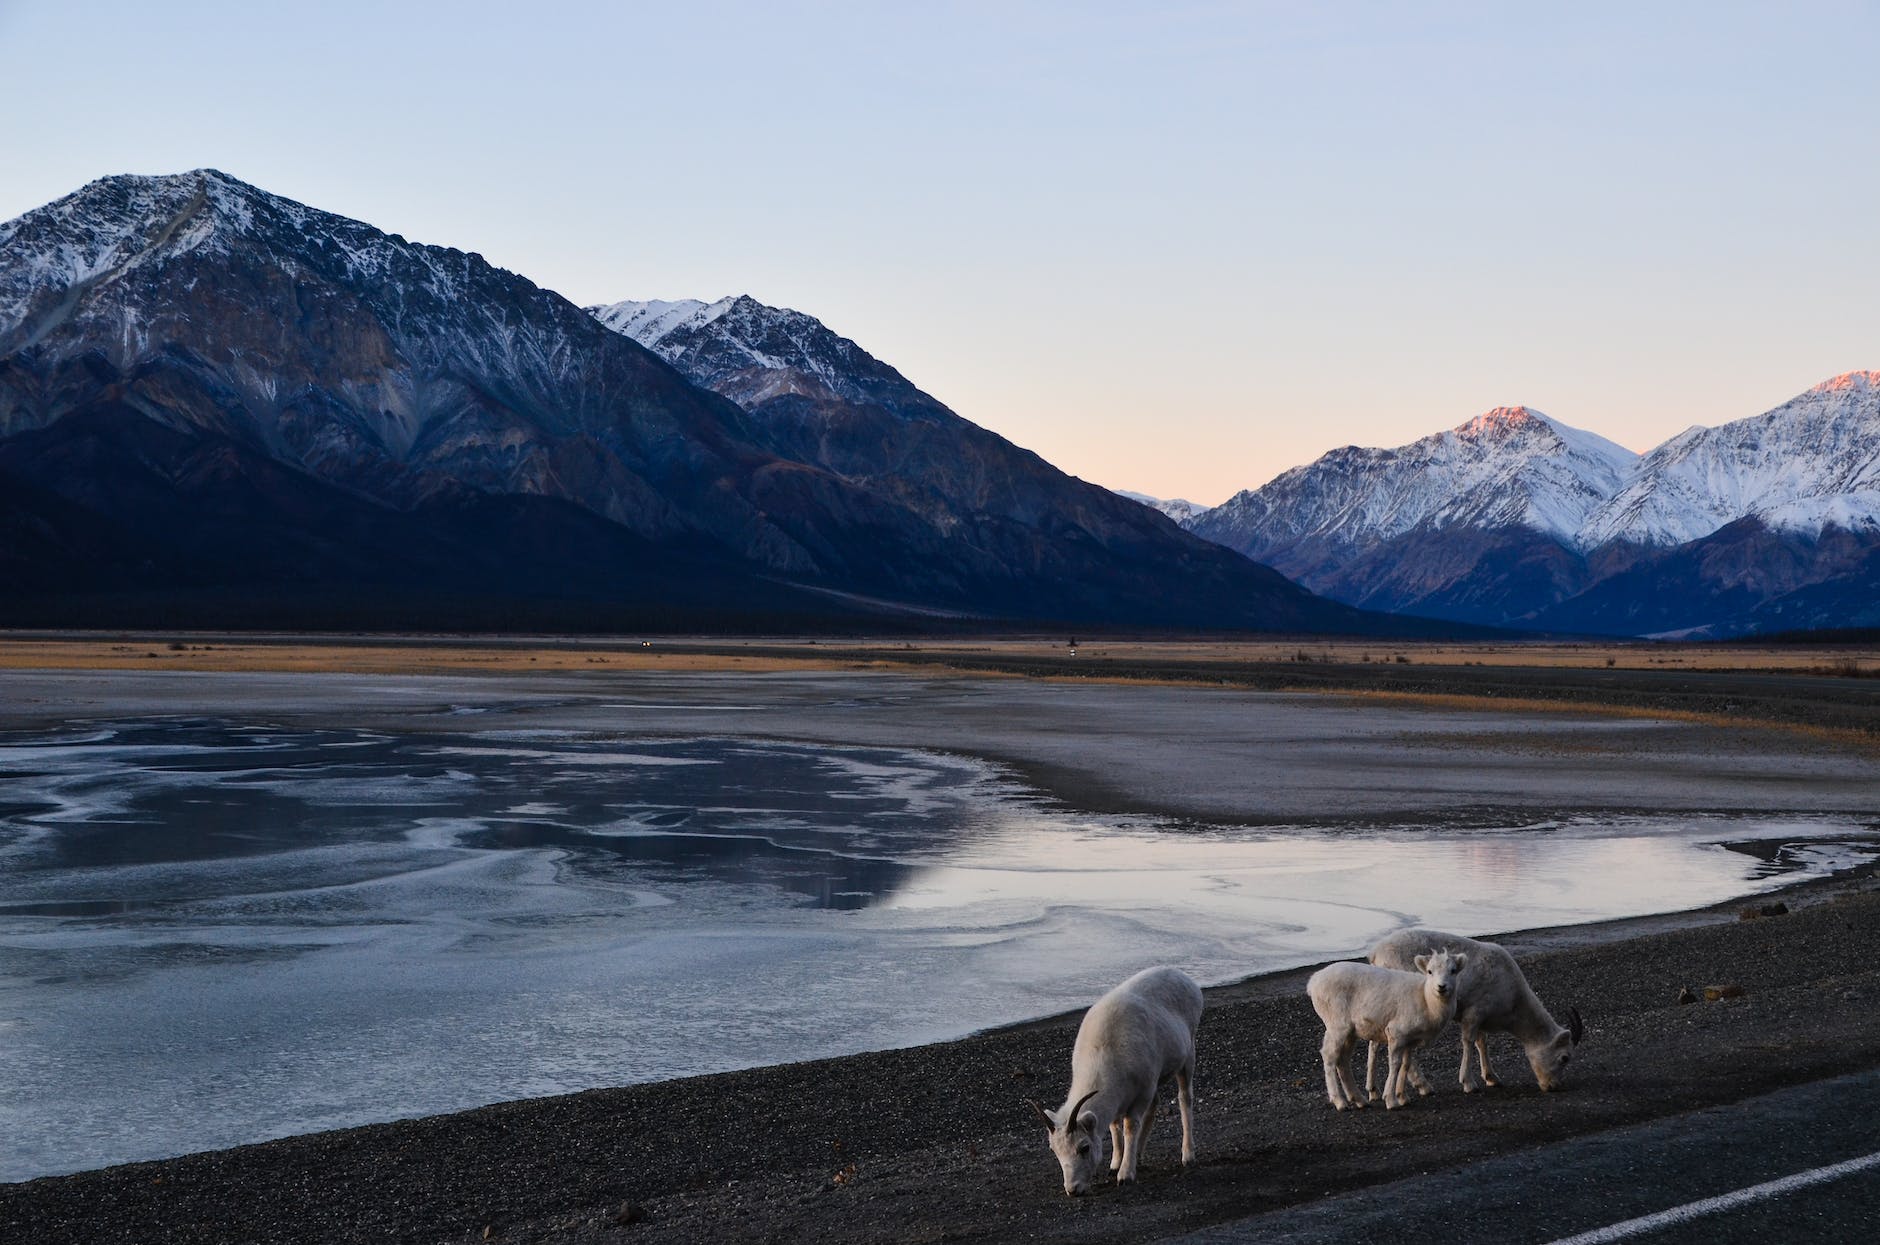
left=0, top=719, right=1872, bottom=1181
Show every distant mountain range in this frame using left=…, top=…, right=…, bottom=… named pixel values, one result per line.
left=10, top=169, right=1867, bottom=639
left=1112, top=491, right=1210, bottom=526
left=1161, top=374, right=1880, bottom=636
left=0, top=169, right=1410, bottom=634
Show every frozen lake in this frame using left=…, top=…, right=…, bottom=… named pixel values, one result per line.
left=2, top=677, right=1876, bottom=1181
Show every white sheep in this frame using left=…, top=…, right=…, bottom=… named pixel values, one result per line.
left=1027, top=966, right=1202, bottom=1195
left=1307, top=951, right=1464, bottom=1110
left=1366, top=928, right=1583, bottom=1096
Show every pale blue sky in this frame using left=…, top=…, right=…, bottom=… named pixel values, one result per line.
left=2, top=1, right=1875, bottom=503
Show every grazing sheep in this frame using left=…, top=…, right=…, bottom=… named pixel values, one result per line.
left=1027, top=966, right=1202, bottom=1195
left=1366, top=928, right=1584, bottom=1095
left=1307, top=951, right=1464, bottom=1110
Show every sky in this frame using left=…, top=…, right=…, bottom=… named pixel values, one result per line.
left=2, top=1, right=1876, bottom=505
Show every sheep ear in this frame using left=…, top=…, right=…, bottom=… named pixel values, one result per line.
left=1452, top=954, right=1466, bottom=970
left=1413, top=954, right=1429, bottom=972
left=1568, top=1008, right=1585, bottom=1045
left=1026, top=1098, right=1057, bottom=1133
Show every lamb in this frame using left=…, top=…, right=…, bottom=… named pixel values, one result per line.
left=1366, top=928, right=1584, bottom=1096
left=1307, top=950, right=1464, bottom=1110
left=1026, top=966, right=1202, bottom=1196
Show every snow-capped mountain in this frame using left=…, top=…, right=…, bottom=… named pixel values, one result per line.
left=1579, top=371, right=1880, bottom=548
left=0, top=170, right=1389, bottom=633
left=1528, top=372, right=1880, bottom=636
left=1183, top=408, right=1638, bottom=623
left=1184, top=377, right=1880, bottom=634
left=1193, top=407, right=1637, bottom=558
left=1115, top=490, right=1210, bottom=525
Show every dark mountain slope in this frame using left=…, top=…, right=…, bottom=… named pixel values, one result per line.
left=0, top=401, right=884, bottom=630
left=588, top=296, right=1395, bottom=632
left=1530, top=518, right=1880, bottom=638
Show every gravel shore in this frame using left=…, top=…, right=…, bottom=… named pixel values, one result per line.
left=6, top=867, right=1876, bottom=1245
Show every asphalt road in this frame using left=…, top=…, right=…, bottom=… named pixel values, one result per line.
left=1175, top=1067, right=1880, bottom=1244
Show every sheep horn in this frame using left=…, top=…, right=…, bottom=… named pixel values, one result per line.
left=1025, top=1097, right=1056, bottom=1133
left=1068, top=1088, right=1100, bottom=1130
left=1568, top=1008, right=1585, bottom=1045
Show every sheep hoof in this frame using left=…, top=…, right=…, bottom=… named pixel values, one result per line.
left=1461, top=1081, right=1477, bottom=1094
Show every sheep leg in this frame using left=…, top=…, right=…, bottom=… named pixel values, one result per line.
left=1364, top=1040, right=1380, bottom=1101
left=1117, top=1114, right=1140, bottom=1183
left=1176, top=1065, right=1197, bottom=1167
left=1476, top=1034, right=1498, bottom=1087
left=1133, top=1095, right=1161, bottom=1175
left=1334, top=1041, right=1367, bottom=1109
left=1406, top=1049, right=1434, bottom=1096
left=1321, top=1029, right=1361, bottom=1109
left=1108, top=1120, right=1123, bottom=1172
left=1385, top=1039, right=1411, bottom=1108
left=1460, top=1021, right=1499, bottom=1092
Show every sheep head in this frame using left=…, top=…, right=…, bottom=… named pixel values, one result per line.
left=1532, top=1009, right=1585, bottom=1091
left=1030, top=1088, right=1104, bottom=1195
left=1411, top=950, right=1466, bottom=1008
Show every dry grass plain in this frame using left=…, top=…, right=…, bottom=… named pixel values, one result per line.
left=1, top=632, right=1876, bottom=677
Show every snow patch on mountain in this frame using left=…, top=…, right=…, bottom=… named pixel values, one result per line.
left=589, top=297, right=736, bottom=356
left=587, top=294, right=939, bottom=414
left=589, top=295, right=829, bottom=377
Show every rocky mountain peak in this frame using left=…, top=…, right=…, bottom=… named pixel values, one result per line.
left=1808, top=369, right=1880, bottom=396
left=1457, top=405, right=1545, bottom=436
left=1451, top=406, right=1581, bottom=450
left=0, top=167, right=543, bottom=364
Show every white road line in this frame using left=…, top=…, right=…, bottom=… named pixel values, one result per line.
left=1543, top=1149, right=1880, bottom=1245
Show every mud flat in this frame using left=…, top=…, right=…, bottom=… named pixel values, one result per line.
left=4, top=664, right=1877, bottom=824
